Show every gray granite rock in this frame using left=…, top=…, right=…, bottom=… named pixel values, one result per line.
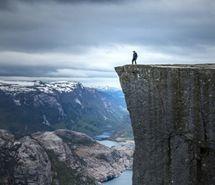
left=115, top=64, right=215, bottom=185
left=0, top=129, right=14, bottom=144
left=37, top=129, right=132, bottom=182
left=14, top=136, right=52, bottom=185
left=0, top=129, right=132, bottom=184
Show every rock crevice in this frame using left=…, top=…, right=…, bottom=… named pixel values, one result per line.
left=115, top=64, right=215, bottom=185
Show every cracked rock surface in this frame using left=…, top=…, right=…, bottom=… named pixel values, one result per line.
left=115, top=64, right=215, bottom=185
left=0, top=129, right=132, bottom=185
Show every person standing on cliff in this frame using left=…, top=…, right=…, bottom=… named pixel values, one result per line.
left=132, top=51, right=138, bottom=64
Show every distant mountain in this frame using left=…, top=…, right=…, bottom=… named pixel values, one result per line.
left=0, top=80, right=131, bottom=137
left=96, top=86, right=127, bottom=108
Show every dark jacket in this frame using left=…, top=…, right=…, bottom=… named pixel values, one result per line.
left=133, top=52, right=138, bottom=60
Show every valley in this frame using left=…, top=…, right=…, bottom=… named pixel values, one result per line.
left=0, top=80, right=134, bottom=185
left=0, top=80, right=132, bottom=138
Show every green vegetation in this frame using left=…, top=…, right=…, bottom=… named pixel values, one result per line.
left=0, top=83, right=132, bottom=138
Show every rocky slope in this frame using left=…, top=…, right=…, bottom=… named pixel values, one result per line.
left=116, top=64, right=215, bottom=185
left=0, top=129, right=133, bottom=185
left=0, top=80, right=130, bottom=136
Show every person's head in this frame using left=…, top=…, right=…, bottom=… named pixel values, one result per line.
left=133, top=51, right=136, bottom=53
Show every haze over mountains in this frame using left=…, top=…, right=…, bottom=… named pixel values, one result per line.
left=0, top=80, right=131, bottom=137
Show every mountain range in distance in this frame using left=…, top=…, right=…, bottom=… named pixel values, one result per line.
left=0, top=80, right=132, bottom=138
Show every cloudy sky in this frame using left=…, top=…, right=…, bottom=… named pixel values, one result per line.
left=0, top=0, right=215, bottom=87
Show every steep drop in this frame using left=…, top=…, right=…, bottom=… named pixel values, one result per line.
left=115, top=64, right=215, bottom=185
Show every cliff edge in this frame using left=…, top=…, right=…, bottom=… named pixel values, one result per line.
left=115, top=64, right=215, bottom=185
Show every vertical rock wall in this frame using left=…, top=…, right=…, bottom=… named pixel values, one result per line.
left=115, top=64, right=215, bottom=185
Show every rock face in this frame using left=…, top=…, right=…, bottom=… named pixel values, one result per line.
left=115, top=64, right=215, bottom=185
left=15, top=136, right=52, bottom=185
left=0, top=129, right=132, bottom=185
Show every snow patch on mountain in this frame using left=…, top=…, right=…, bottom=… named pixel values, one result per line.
left=42, top=115, right=50, bottom=126
left=75, top=98, right=82, bottom=105
left=14, top=99, right=21, bottom=106
left=0, top=80, right=80, bottom=95
left=0, top=80, right=35, bottom=86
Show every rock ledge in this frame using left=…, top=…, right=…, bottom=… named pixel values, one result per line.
left=116, top=64, right=215, bottom=185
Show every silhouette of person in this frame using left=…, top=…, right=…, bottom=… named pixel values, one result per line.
left=132, top=51, right=138, bottom=64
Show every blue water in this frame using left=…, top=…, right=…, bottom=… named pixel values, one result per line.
left=96, top=137, right=132, bottom=185
left=95, top=131, right=113, bottom=140
left=97, top=140, right=120, bottom=148
left=103, top=170, right=132, bottom=185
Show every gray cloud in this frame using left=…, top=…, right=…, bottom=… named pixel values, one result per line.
left=0, top=66, right=57, bottom=77
left=0, top=0, right=214, bottom=84
left=0, top=0, right=214, bottom=52
left=0, top=1, right=9, bottom=10
left=0, top=0, right=127, bottom=11
left=21, top=0, right=125, bottom=3
left=0, top=66, right=115, bottom=79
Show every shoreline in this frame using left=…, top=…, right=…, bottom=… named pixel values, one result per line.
left=95, top=132, right=134, bottom=184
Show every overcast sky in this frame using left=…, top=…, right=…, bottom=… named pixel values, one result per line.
left=0, top=0, right=215, bottom=87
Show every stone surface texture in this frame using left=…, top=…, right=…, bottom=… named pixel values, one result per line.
left=115, top=64, right=215, bottom=185
left=14, top=136, right=52, bottom=185
left=0, top=129, right=132, bottom=185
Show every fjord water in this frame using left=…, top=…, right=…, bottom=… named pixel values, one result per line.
left=103, top=170, right=132, bottom=185
left=96, top=132, right=132, bottom=185
left=96, top=131, right=120, bottom=147
left=101, top=139, right=132, bottom=185
left=97, top=140, right=120, bottom=147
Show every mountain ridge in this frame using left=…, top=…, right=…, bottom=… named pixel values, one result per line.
left=0, top=80, right=131, bottom=137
